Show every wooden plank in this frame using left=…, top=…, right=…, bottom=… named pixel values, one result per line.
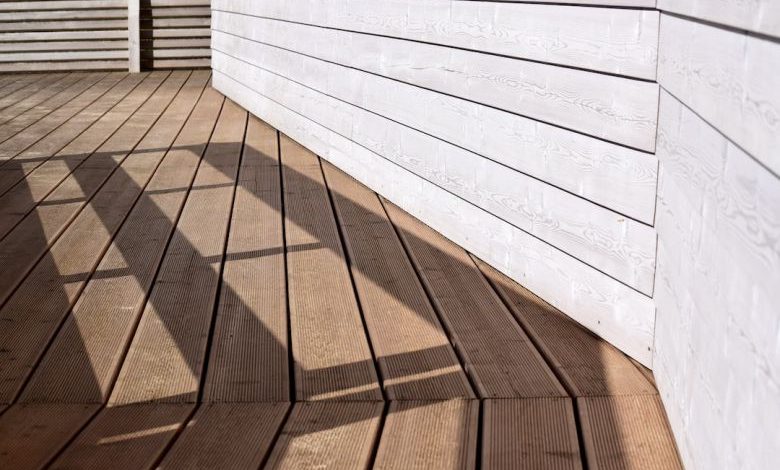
left=0, top=73, right=65, bottom=112
left=109, top=99, right=245, bottom=405
left=0, top=73, right=107, bottom=144
left=0, top=72, right=188, bottom=404
left=475, top=258, right=656, bottom=397
left=280, top=134, right=381, bottom=402
left=658, top=0, right=780, bottom=38
left=212, top=51, right=658, bottom=294
left=0, top=72, right=85, bottom=126
left=0, top=404, right=99, bottom=470
left=1, top=19, right=127, bottom=32
left=373, top=400, right=478, bottom=470
left=482, top=398, right=582, bottom=470
left=578, top=396, right=683, bottom=469
left=158, top=403, right=289, bottom=469
left=218, top=0, right=659, bottom=79
left=0, top=73, right=161, bottom=297
left=659, top=13, right=780, bottom=175
left=50, top=404, right=194, bottom=470
left=0, top=72, right=132, bottom=197
left=382, top=200, right=566, bottom=399
left=212, top=12, right=659, bottom=151
left=264, top=401, right=383, bottom=470
left=322, top=161, right=473, bottom=400
left=0, top=61, right=129, bottom=73
left=202, top=117, right=289, bottom=403
left=0, top=40, right=128, bottom=52
left=213, top=72, right=657, bottom=366
left=209, top=38, right=658, bottom=226
left=19, top=73, right=216, bottom=405
left=0, top=50, right=128, bottom=63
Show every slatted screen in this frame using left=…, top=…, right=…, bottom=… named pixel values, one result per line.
left=141, top=0, right=210, bottom=69
left=0, top=0, right=129, bottom=72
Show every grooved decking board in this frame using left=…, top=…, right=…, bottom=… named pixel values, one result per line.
left=0, top=74, right=45, bottom=101
left=158, top=403, right=290, bottom=469
left=0, top=73, right=66, bottom=112
left=0, top=73, right=165, bottom=306
left=203, top=117, right=289, bottom=403
left=50, top=404, right=194, bottom=470
left=109, top=99, right=246, bottom=405
left=482, top=399, right=582, bottom=470
left=0, top=73, right=111, bottom=147
left=0, top=72, right=136, bottom=196
left=578, top=396, right=683, bottom=470
left=323, top=161, right=473, bottom=401
left=19, top=74, right=217, bottom=404
left=0, top=72, right=89, bottom=127
left=280, top=136, right=381, bottom=402
left=373, top=400, right=478, bottom=470
left=475, top=258, right=656, bottom=397
left=382, top=200, right=565, bottom=399
left=264, top=401, right=384, bottom=469
left=0, top=404, right=99, bottom=470
left=0, top=72, right=190, bottom=403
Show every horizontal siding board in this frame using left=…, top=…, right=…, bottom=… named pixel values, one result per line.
left=210, top=31, right=657, bottom=224
left=0, top=40, right=128, bottom=52
left=212, top=11, right=659, bottom=151
left=213, top=71, right=657, bottom=366
left=658, top=0, right=780, bottom=38
left=0, top=1, right=126, bottom=11
left=0, top=50, right=128, bottom=63
left=212, top=49, right=658, bottom=294
left=213, top=0, right=659, bottom=80
left=0, top=61, right=127, bottom=72
left=659, top=13, right=780, bottom=176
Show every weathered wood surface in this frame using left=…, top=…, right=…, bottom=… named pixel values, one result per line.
left=658, top=0, right=780, bottom=38
left=141, top=0, right=211, bottom=70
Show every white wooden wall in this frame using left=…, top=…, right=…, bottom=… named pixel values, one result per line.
left=210, top=0, right=661, bottom=367
left=0, top=0, right=130, bottom=72
left=653, top=7, right=780, bottom=470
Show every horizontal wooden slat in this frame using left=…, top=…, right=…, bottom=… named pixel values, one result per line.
left=0, top=9, right=127, bottom=21
left=0, top=40, right=128, bottom=52
left=1, top=20, right=128, bottom=32
left=145, top=58, right=211, bottom=69
left=151, top=47, right=210, bottom=58
left=0, top=60, right=128, bottom=72
left=0, top=50, right=128, bottom=63
left=0, top=1, right=126, bottom=11
left=658, top=0, right=780, bottom=38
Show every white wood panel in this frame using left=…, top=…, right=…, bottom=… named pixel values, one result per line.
left=658, top=0, right=780, bottom=38
left=489, top=0, right=655, bottom=6
left=214, top=0, right=659, bottom=79
left=659, top=13, right=780, bottom=176
left=213, top=49, right=657, bottom=293
left=212, top=11, right=659, bottom=151
left=212, top=70, right=656, bottom=366
left=210, top=30, right=657, bottom=224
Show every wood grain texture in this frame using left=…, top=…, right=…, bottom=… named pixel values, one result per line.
left=50, top=404, right=194, bottom=470
left=0, top=73, right=67, bottom=115
left=659, top=13, right=780, bottom=176
left=658, top=0, right=780, bottom=38
left=158, top=403, right=289, bottom=470
left=578, top=396, right=683, bottom=470
left=0, top=72, right=88, bottom=127
left=264, top=401, right=384, bottom=470
left=476, top=258, right=656, bottom=397
left=280, top=135, right=382, bottom=402
left=211, top=49, right=658, bottom=294
left=0, top=72, right=188, bottom=404
left=109, top=98, right=245, bottom=405
left=203, top=116, right=289, bottom=403
left=373, top=400, right=478, bottom=470
left=0, top=73, right=164, bottom=307
left=213, top=72, right=657, bottom=367
left=214, top=0, right=659, bottom=79
left=0, top=404, right=99, bottom=470
left=323, top=161, right=474, bottom=400
left=212, top=12, right=659, bottom=151
left=482, top=398, right=581, bottom=470
left=19, top=73, right=216, bottom=404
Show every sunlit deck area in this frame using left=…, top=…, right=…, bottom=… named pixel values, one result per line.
left=0, top=71, right=682, bottom=469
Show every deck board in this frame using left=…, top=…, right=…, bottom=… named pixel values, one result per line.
left=0, top=72, right=682, bottom=469
left=323, top=161, right=474, bottom=401
left=280, top=136, right=381, bottom=402
left=49, top=404, right=194, bottom=470
left=382, top=199, right=566, bottom=399
left=0, top=403, right=99, bottom=470
left=476, top=258, right=656, bottom=397
left=203, top=117, right=289, bottom=403
left=158, top=403, right=289, bottom=469
left=109, top=99, right=245, bottom=405
left=373, top=400, right=479, bottom=470
left=0, top=72, right=189, bottom=403
left=0, top=72, right=165, bottom=306
left=482, top=398, right=582, bottom=470
left=264, top=401, right=384, bottom=470
left=19, top=73, right=215, bottom=404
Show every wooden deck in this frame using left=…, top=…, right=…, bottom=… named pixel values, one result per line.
left=0, top=71, right=682, bottom=469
